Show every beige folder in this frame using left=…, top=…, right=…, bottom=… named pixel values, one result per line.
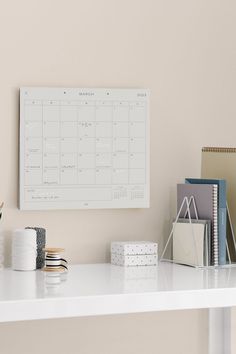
left=201, top=147, right=236, bottom=260
left=173, top=221, right=208, bottom=267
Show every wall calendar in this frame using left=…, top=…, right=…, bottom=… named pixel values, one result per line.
left=19, top=87, right=149, bottom=210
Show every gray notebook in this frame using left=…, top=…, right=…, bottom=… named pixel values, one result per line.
left=177, top=184, right=218, bottom=265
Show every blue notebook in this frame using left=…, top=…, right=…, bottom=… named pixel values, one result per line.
left=185, top=178, right=227, bottom=265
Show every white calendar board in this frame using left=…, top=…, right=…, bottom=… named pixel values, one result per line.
left=19, top=87, right=149, bottom=210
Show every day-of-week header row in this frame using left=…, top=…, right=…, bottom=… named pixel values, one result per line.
left=24, top=100, right=146, bottom=107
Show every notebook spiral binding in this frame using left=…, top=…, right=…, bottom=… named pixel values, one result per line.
left=202, top=147, right=236, bottom=153
left=212, top=185, right=218, bottom=266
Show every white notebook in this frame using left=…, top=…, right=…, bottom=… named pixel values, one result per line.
left=173, top=221, right=209, bottom=267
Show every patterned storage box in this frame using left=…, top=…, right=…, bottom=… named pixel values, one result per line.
left=111, top=241, right=158, bottom=267
left=111, top=253, right=158, bottom=267
left=111, top=241, right=158, bottom=256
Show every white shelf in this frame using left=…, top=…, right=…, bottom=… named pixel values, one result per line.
left=0, top=263, right=236, bottom=322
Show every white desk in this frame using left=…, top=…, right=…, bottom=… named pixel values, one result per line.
left=0, top=263, right=235, bottom=354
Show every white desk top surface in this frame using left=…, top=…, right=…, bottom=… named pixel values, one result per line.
left=1, top=262, right=236, bottom=322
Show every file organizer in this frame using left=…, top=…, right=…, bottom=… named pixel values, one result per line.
left=160, top=196, right=236, bottom=268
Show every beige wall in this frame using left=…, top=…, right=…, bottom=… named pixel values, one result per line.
left=0, top=0, right=235, bottom=353
left=0, top=311, right=208, bottom=354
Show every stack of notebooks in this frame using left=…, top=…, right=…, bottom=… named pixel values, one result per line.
left=174, top=178, right=227, bottom=267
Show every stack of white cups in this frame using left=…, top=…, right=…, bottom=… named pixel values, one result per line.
left=12, top=229, right=37, bottom=271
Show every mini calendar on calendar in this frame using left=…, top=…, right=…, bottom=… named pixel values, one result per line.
left=19, top=87, right=150, bottom=210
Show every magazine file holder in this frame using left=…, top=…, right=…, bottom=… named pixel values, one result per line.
left=160, top=196, right=203, bottom=268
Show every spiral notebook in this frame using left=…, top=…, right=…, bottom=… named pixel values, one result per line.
left=177, top=183, right=218, bottom=265
left=202, top=147, right=236, bottom=261
left=185, top=177, right=227, bottom=265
